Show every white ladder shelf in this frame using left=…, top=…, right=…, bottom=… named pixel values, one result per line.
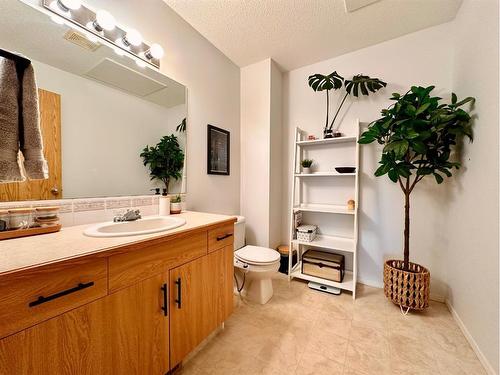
left=288, top=122, right=360, bottom=299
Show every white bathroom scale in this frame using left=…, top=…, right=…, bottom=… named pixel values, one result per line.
left=308, top=281, right=341, bottom=295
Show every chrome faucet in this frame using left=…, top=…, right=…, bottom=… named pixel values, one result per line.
left=113, top=209, right=141, bottom=222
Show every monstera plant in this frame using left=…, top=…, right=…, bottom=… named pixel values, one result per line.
left=359, top=85, right=475, bottom=311
left=309, top=72, right=386, bottom=138
left=140, top=134, right=184, bottom=194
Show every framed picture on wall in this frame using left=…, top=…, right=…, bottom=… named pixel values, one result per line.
left=207, top=125, right=230, bottom=175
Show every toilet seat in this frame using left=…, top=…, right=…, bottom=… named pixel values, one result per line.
left=234, top=245, right=280, bottom=265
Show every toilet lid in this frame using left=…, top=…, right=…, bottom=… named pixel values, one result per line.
left=235, top=245, right=281, bottom=265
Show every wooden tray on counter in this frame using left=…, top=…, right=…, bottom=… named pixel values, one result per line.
left=0, top=224, right=62, bottom=241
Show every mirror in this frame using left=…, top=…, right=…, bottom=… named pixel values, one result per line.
left=0, top=0, right=187, bottom=202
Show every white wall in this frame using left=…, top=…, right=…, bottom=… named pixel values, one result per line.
left=269, top=61, right=283, bottom=248
left=240, top=59, right=283, bottom=248
left=33, top=59, right=185, bottom=198
left=445, top=0, right=499, bottom=373
left=240, top=60, right=271, bottom=246
left=82, top=0, right=241, bottom=215
left=282, top=23, right=454, bottom=296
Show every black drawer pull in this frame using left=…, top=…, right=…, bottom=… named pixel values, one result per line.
left=28, top=281, right=94, bottom=308
left=161, top=283, right=168, bottom=316
left=175, top=278, right=182, bottom=309
left=216, top=233, right=233, bottom=241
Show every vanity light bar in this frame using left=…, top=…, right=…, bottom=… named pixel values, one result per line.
left=42, top=0, right=163, bottom=68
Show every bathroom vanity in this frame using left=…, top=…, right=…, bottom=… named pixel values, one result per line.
left=0, top=211, right=235, bottom=374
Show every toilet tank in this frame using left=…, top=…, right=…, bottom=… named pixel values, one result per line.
left=234, top=216, right=246, bottom=250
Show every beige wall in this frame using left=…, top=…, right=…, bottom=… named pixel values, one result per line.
left=445, top=0, right=499, bottom=373
left=82, top=0, right=241, bottom=215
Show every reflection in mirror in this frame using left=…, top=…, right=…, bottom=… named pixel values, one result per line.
left=0, top=0, right=187, bottom=202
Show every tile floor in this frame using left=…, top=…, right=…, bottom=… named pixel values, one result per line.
left=178, top=276, right=485, bottom=375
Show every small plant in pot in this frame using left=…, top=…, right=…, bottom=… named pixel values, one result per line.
left=301, top=159, right=313, bottom=174
left=170, top=195, right=182, bottom=214
left=359, top=85, right=475, bottom=311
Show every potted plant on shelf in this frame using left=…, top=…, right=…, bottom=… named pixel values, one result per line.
left=358, top=85, right=475, bottom=311
left=301, top=159, right=313, bottom=174
left=170, top=195, right=182, bottom=214
left=309, top=72, right=386, bottom=138
left=140, top=134, right=184, bottom=194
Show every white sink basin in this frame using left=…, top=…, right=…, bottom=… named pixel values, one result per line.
left=83, top=216, right=186, bottom=238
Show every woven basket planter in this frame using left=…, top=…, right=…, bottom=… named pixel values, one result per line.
left=383, top=259, right=430, bottom=310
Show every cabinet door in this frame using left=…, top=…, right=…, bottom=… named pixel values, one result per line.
left=169, top=248, right=235, bottom=367
left=107, top=272, right=169, bottom=375
left=169, top=256, right=207, bottom=367
left=0, top=297, right=111, bottom=375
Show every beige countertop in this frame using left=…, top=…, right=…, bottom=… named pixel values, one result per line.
left=0, top=211, right=236, bottom=276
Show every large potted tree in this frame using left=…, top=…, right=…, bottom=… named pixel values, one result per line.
left=358, top=86, right=474, bottom=310
left=140, top=134, right=184, bottom=194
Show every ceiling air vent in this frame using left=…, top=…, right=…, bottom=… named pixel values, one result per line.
left=63, top=30, right=100, bottom=51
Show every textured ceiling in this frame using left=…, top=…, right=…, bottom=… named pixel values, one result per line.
left=164, top=0, right=462, bottom=71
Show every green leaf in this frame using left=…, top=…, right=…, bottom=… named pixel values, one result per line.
left=383, top=140, right=409, bottom=159
left=454, top=97, right=475, bottom=107
left=415, top=102, right=431, bottom=116
left=344, top=75, right=387, bottom=97
left=411, top=140, right=426, bottom=154
left=308, top=72, right=344, bottom=92
left=388, top=169, right=399, bottom=183
left=451, top=93, right=457, bottom=104
left=434, top=173, right=444, bottom=184
left=374, top=164, right=389, bottom=177
left=358, top=135, right=376, bottom=144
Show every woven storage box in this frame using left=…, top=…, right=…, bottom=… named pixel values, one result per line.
left=296, top=224, right=317, bottom=242
left=384, top=259, right=430, bottom=310
left=302, top=250, right=344, bottom=282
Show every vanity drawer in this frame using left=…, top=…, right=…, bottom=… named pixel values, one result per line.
left=108, top=231, right=207, bottom=292
left=0, top=258, right=107, bottom=339
left=208, top=223, right=234, bottom=253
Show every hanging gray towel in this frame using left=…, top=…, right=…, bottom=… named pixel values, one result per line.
left=0, top=56, right=48, bottom=182
left=20, top=63, right=48, bottom=180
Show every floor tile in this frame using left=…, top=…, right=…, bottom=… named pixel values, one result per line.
left=179, top=279, right=485, bottom=375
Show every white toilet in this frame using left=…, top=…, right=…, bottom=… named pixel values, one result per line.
left=233, top=216, right=281, bottom=304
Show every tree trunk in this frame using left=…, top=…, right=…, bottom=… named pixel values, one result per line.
left=403, top=191, right=410, bottom=271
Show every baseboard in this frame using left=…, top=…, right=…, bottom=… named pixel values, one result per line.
left=445, top=299, right=497, bottom=375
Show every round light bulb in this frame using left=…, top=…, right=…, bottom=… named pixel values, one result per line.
left=125, top=29, right=142, bottom=47
left=149, top=43, right=164, bottom=59
left=95, top=10, right=115, bottom=31
left=58, top=0, right=81, bottom=10
left=49, top=0, right=70, bottom=17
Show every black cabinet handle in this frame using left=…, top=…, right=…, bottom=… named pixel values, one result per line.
left=161, top=283, right=168, bottom=316
left=216, top=233, right=233, bottom=241
left=175, top=278, right=182, bottom=309
left=28, top=281, right=94, bottom=308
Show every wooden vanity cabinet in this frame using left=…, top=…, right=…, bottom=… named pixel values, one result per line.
left=0, top=221, right=235, bottom=375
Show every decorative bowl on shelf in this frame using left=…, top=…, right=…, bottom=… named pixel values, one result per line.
left=335, top=167, right=356, bottom=174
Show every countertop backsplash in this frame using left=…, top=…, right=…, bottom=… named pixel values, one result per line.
left=0, top=194, right=186, bottom=227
